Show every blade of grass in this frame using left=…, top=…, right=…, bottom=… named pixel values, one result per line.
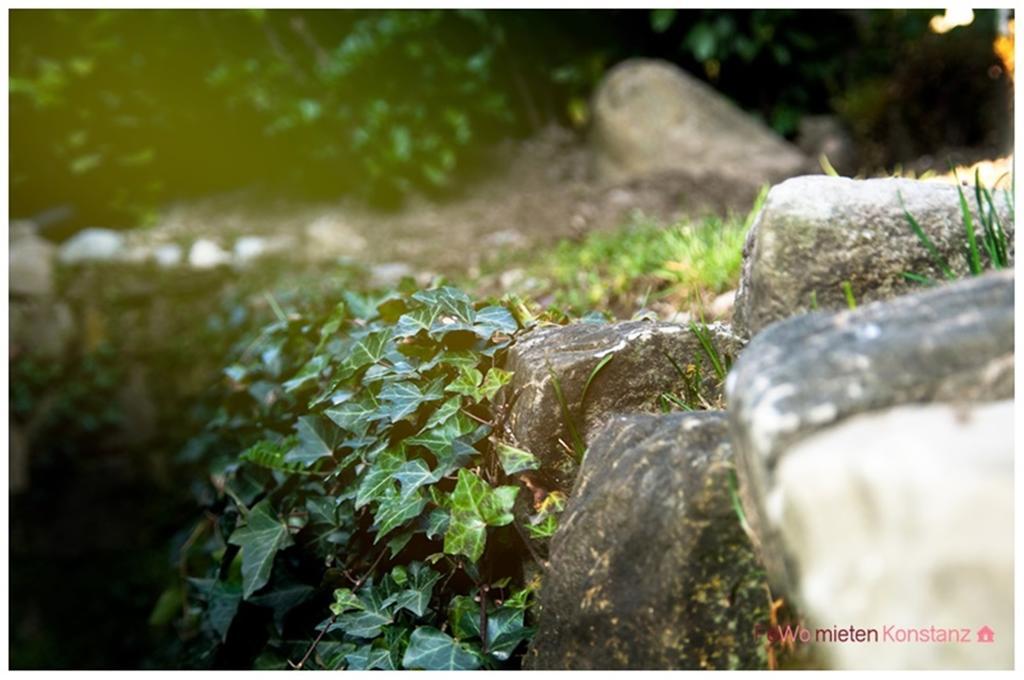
left=974, top=168, right=1002, bottom=269
left=902, top=272, right=938, bottom=286
left=841, top=281, right=857, bottom=310
left=819, top=153, right=840, bottom=177
left=689, top=321, right=726, bottom=381
left=981, top=186, right=1009, bottom=267
left=899, top=191, right=955, bottom=280
left=580, top=354, right=614, bottom=413
left=952, top=166, right=982, bottom=275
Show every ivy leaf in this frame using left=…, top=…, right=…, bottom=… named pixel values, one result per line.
left=373, top=486, right=428, bottom=538
left=407, top=412, right=476, bottom=457
left=423, top=396, right=461, bottom=429
left=444, top=470, right=518, bottom=562
left=330, top=587, right=365, bottom=616
left=423, top=508, right=449, bottom=539
left=394, top=458, right=444, bottom=495
left=344, top=328, right=393, bottom=371
left=395, top=306, right=440, bottom=338
left=473, top=305, right=518, bottom=337
left=325, top=394, right=385, bottom=437
left=282, top=354, right=329, bottom=394
left=496, top=442, right=539, bottom=475
left=285, top=415, right=344, bottom=466
left=483, top=607, right=532, bottom=661
left=205, top=580, right=242, bottom=642
left=383, top=562, right=442, bottom=617
left=446, top=366, right=483, bottom=399
left=228, top=500, right=295, bottom=598
left=378, top=380, right=426, bottom=423
left=479, top=367, right=513, bottom=402
left=346, top=645, right=394, bottom=671
left=413, top=286, right=476, bottom=324
left=402, top=627, right=483, bottom=670
left=324, top=588, right=393, bottom=639
left=355, top=449, right=404, bottom=509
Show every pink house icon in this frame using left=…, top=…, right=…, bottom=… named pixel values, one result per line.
left=977, top=626, right=995, bottom=643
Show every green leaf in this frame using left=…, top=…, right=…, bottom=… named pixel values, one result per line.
left=383, top=562, right=442, bottom=617
left=325, top=394, right=385, bottom=437
left=285, top=415, right=344, bottom=467
left=330, top=587, right=365, bottom=616
left=423, top=396, right=461, bottom=430
left=394, top=458, right=444, bottom=495
left=394, top=306, right=440, bottom=338
left=379, top=380, right=426, bottom=422
left=423, top=508, right=449, bottom=539
left=205, top=580, right=242, bottom=641
left=446, top=366, right=484, bottom=399
left=325, top=587, right=393, bottom=639
left=473, top=305, right=518, bottom=337
left=496, top=442, right=539, bottom=475
left=444, top=470, right=518, bottom=562
left=228, top=500, right=295, bottom=598
left=355, top=449, right=405, bottom=509
left=479, top=367, right=512, bottom=402
left=373, top=487, right=428, bottom=538
left=483, top=606, right=532, bottom=661
left=402, top=627, right=482, bottom=670
left=344, top=328, right=393, bottom=371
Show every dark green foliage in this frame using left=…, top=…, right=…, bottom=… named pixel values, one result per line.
left=173, top=283, right=543, bottom=668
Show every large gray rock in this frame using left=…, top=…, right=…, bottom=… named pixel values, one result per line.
left=590, top=59, right=809, bottom=188
left=504, top=320, right=743, bottom=485
left=775, top=400, right=1013, bottom=670
left=733, top=176, right=1014, bottom=337
left=726, top=271, right=1013, bottom=668
left=526, top=412, right=769, bottom=669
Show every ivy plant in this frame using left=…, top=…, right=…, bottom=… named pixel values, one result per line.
left=173, top=282, right=551, bottom=669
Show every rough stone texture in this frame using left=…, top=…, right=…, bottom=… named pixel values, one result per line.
left=733, top=176, right=1015, bottom=337
left=504, top=320, right=744, bottom=485
left=726, top=270, right=1013, bottom=614
left=57, top=227, right=126, bottom=264
left=775, top=400, right=1013, bottom=670
left=590, top=59, right=810, bottom=188
left=526, top=412, right=769, bottom=670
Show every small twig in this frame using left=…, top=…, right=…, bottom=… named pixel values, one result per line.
left=292, top=548, right=388, bottom=669
left=460, top=408, right=493, bottom=427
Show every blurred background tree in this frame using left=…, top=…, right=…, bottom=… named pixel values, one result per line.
left=10, top=9, right=1011, bottom=233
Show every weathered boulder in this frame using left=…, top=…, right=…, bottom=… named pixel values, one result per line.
left=775, top=400, right=1013, bottom=670
left=726, top=271, right=1013, bottom=669
left=590, top=59, right=810, bottom=188
left=504, top=320, right=743, bottom=484
left=733, top=175, right=1014, bottom=337
left=526, top=412, right=769, bottom=669
left=58, top=227, right=126, bottom=264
